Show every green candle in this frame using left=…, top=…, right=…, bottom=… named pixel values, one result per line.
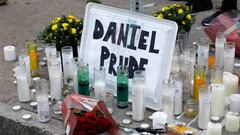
left=77, top=63, right=90, bottom=96
left=117, top=65, right=129, bottom=108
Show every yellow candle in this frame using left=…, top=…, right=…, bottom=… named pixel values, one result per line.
left=193, top=65, right=206, bottom=101
left=28, top=42, right=38, bottom=77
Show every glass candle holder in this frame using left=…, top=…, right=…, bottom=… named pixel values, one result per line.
left=177, top=31, right=189, bottom=53
left=100, top=92, right=114, bottom=114
left=171, top=72, right=183, bottom=116
left=72, top=57, right=83, bottom=94
left=198, top=86, right=211, bottom=130
left=197, top=38, right=209, bottom=69
left=93, top=66, right=106, bottom=99
left=215, top=32, right=226, bottom=66
left=27, top=42, right=38, bottom=77
left=77, top=62, right=90, bottom=96
left=14, top=62, right=31, bottom=102
left=162, top=79, right=175, bottom=122
left=132, top=70, right=146, bottom=121
left=49, top=61, right=63, bottom=101
left=35, top=79, right=50, bottom=123
left=193, top=65, right=206, bottom=101
left=45, top=43, right=56, bottom=60
left=117, top=65, right=129, bottom=108
left=210, top=65, right=223, bottom=84
left=224, top=42, right=235, bottom=73
left=62, top=46, right=73, bottom=85
left=184, top=100, right=198, bottom=118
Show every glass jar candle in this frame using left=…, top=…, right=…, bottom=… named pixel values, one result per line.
left=197, top=38, right=209, bottom=70
left=210, top=65, right=223, bottom=84
left=132, top=70, right=146, bottom=121
left=93, top=66, right=106, bottom=99
left=193, top=65, right=206, bottom=101
left=77, top=62, right=90, bottom=96
left=100, top=92, right=114, bottom=114
left=215, top=32, right=226, bottom=66
left=117, top=65, right=129, bottom=108
left=27, top=42, right=38, bottom=77
left=72, top=57, right=83, bottom=94
left=49, top=61, right=62, bottom=101
left=207, top=116, right=222, bottom=135
left=62, top=46, right=73, bottom=85
left=224, top=42, right=235, bottom=73
left=184, top=100, right=198, bottom=118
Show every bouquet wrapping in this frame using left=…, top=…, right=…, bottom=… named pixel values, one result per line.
left=62, top=94, right=118, bottom=135
left=204, top=10, right=240, bottom=56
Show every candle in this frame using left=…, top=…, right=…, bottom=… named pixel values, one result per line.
left=132, top=70, right=146, bottom=121
left=49, top=61, right=62, bottom=101
left=198, top=87, right=211, bottom=129
left=172, top=73, right=183, bottom=116
left=93, top=66, right=106, bottom=99
left=210, top=84, right=225, bottom=117
left=62, top=46, right=73, bottom=85
left=117, top=65, right=129, bottom=108
left=207, top=116, right=222, bottom=135
left=3, top=46, right=16, bottom=61
left=223, top=74, right=238, bottom=98
left=230, top=94, right=240, bottom=112
left=152, top=112, right=167, bottom=129
left=210, top=66, right=223, bottom=84
left=184, top=100, right=197, bottom=118
left=193, top=65, right=206, bottom=101
left=215, top=32, right=226, bottom=66
left=14, top=62, right=31, bottom=102
left=27, top=42, right=38, bottom=77
left=225, top=112, right=240, bottom=133
left=224, top=42, right=235, bottom=73
left=77, top=62, right=90, bottom=96
left=197, top=38, right=209, bottom=69
left=94, top=81, right=106, bottom=99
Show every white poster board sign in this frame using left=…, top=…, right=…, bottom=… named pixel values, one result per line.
left=80, top=3, right=177, bottom=110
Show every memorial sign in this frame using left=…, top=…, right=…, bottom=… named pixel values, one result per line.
left=80, top=3, right=178, bottom=110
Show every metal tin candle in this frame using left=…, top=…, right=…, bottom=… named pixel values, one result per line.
left=27, top=42, right=38, bottom=77
left=77, top=62, right=90, bottom=96
left=193, top=65, right=206, bottom=101
left=117, top=65, right=129, bottom=108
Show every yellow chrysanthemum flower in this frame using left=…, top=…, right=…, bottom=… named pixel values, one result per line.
left=178, top=9, right=184, bottom=14
left=51, top=24, right=58, bottom=31
left=52, top=17, right=61, bottom=24
left=68, top=15, right=76, bottom=20
left=76, top=19, right=81, bottom=23
left=68, top=19, right=73, bottom=23
left=161, top=7, right=167, bottom=12
left=157, top=14, right=164, bottom=19
left=62, top=23, right=69, bottom=31
left=71, top=28, right=77, bottom=35
left=168, top=13, right=172, bottom=16
left=186, top=14, right=192, bottom=20
left=182, top=21, right=186, bottom=25
left=177, top=4, right=181, bottom=7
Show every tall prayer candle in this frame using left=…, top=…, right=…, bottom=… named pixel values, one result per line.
left=117, top=65, right=129, bottom=108
left=210, top=84, right=225, bottom=117
left=198, top=87, right=211, bottom=129
left=49, top=61, right=62, bottom=101
left=223, top=74, right=238, bottom=98
left=197, top=38, right=209, bottom=69
left=193, top=65, right=206, bottom=101
left=225, top=112, right=240, bottom=133
left=210, top=65, right=223, bottom=84
left=93, top=66, right=106, bottom=99
left=215, top=32, right=226, bottom=66
left=27, top=42, right=38, bottom=77
left=224, top=42, right=235, bottom=73
left=132, top=70, right=146, bottom=121
left=62, top=46, right=73, bottom=85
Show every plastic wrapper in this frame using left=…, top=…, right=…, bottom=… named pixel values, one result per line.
left=204, top=10, right=240, bottom=56
left=61, top=94, right=118, bottom=135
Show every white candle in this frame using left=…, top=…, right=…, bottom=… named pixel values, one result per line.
left=225, top=112, right=240, bottom=133
left=207, top=117, right=222, bottom=135
left=3, top=46, right=16, bottom=61
left=198, top=91, right=211, bottom=129
left=210, top=84, right=225, bottom=117
left=174, top=80, right=183, bottom=115
left=152, top=112, right=167, bottom=129
left=223, top=74, right=238, bottom=98
left=17, top=76, right=31, bottom=102
left=224, top=42, right=235, bottom=73
left=50, top=74, right=62, bottom=101
left=94, top=81, right=106, bottom=99
left=197, top=38, right=209, bottom=69
left=215, top=33, right=226, bottom=66
left=230, top=94, right=240, bottom=112
left=132, top=82, right=145, bottom=121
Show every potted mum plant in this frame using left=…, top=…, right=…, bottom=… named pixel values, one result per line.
left=38, top=15, right=83, bottom=57
left=153, top=3, right=195, bottom=32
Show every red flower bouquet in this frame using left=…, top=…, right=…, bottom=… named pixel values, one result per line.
left=62, top=94, right=118, bottom=135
